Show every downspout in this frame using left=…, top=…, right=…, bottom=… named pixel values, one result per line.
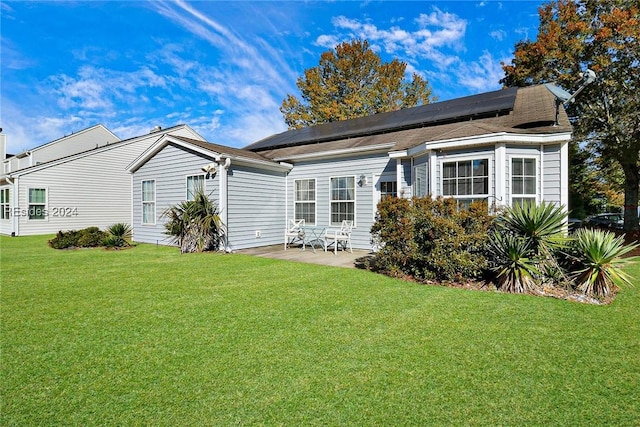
left=6, top=175, right=18, bottom=236
left=218, top=157, right=231, bottom=251
left=539, top=144, right=545, bottom=204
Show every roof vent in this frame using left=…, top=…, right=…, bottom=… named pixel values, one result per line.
left=150, top=125, right=162, bottom=133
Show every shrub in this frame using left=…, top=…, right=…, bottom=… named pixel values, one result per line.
left=370, top=196, right=493, bottom=282
left=48, top=230, right=81, bottom=249
left=48, top=227, right=108, bottom=249
left=487, top=232, right=539, bottom=293
left=103, top=223, right=132, bottom=248
left=77, top=227, right=108, bottom=247
left=570, top=228, right=638, bottom=297
left=163, top=187, right=225, bottom=253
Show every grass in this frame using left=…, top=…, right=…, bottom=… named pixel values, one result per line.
left=1, top=235, right=639, bottom=426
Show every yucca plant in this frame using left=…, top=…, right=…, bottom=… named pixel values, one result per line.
left=498, top=201, right=571, bottom=284
left=571, top=228, right=638, bottom=297
left=104, top=223, right=132, bottom=248
left=163, top=187, right=225, bottom=253
left=487, top=232, right=539, bottom=293
left=499, top=201, right=568, bottom=255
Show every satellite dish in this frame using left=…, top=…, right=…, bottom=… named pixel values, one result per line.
left=545, top=69, right=596, bottom=125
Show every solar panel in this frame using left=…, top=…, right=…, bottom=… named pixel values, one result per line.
left=246, top=87, right=517, bottom=151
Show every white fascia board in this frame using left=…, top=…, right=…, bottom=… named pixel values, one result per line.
left=227, top=155, right=293, bottom=172
left=127, top=135, right=221, bottom=173
left=272, top=143, right=396, bottom=162
left=407, top=132, right=573, bottom=156
left=388, top=150, right=408, bottom=159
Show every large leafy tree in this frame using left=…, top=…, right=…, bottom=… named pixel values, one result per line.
left=501, top=0, right=640, bottom=231
left=281, top=39, right=436, bottom=129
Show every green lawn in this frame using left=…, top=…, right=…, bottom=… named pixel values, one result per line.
left=1, top=235, right=639, bottom=426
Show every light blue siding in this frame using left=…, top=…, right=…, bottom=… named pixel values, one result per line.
left=132, top=143, right=219, bottom=245
left=227, top=165, right=287, bottom=250
left=542, top=144, right=562, bottom=205
left=286, top=153, right=394, bottom=250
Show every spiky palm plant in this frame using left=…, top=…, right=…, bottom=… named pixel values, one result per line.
left=498, top=201, right=571, bottom=284
left=163, top=188, right=225, bottom=253
left=104, top=223, right=132, bottom=248
left=487, top=232, right=539, bottom=293
left=571, top=228, right=638, bottom=297
left=500, top=201, right=568, bottom=255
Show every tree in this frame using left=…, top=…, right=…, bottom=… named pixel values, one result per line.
left=501, top=0, right=640, bottom=231
left=163, top=187, right=225, bottom=253
left=281, top=39, right=436, bottom=129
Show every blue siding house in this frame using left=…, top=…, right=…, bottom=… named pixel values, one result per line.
left=128, top=85, right=572, bottom=251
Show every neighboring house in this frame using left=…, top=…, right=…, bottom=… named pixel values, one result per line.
left=129, top=84, right=573, bottom=251
left=0, top=124, right=204, bottom=236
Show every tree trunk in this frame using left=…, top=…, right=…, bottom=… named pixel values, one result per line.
left=622, top=161, right=640, bottom=232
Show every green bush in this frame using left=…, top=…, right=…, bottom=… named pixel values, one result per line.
left=370, top=196, right=494, bottom=282
left=48, top=227, right=108, bottom=249
left=103, top=223, right=132, bottom=249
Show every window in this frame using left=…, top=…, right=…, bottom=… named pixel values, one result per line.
left=511, top=158, right=536, bottom=206
left=294, top=179, right=316, bottom=225
left=187, top=175, right=205, bottom=201
left=28, top=188, right=47, bottom=220
left=330, top=176, right=355, bottom=226
left=142, top=180, right=156, bottom=225
left=380, top=181, right=398, bottom=199
left=413, top=163, right=428, bottom=197
left=0, top=188, right=9, bottom=220
left=442, top=159, right=489, bottom=208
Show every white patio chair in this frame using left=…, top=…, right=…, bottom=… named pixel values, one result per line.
left=324, top=220, right=353, bottom=254
left=284, top=219, right=305, bottom=250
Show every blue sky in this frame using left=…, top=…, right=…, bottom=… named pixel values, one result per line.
left=1, top=1, right=544, bottom=153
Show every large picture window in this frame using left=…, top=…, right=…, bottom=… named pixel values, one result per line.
left=1, top=188, right=9, bottom=220
left=294, top=179, right=316, bottom=225
left=186, top=175, right=205, bottom=201
left=511, top=158, right=536, bottom=206
left=141, top=180, right=156, bottom=225
left=28, top=188, right=46, bottom=220
left=442, top=159, right=489, bottom=209
left=330, top=176, right=355, bottom=226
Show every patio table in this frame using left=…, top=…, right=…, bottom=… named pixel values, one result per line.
left=301, top=225, right=326, bottom=253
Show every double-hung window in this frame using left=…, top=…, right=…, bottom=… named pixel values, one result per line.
left=442, top=159, right=489, bottom=209
left=1, top=188, right=9, bottom=220
left=330, top=176, right=355, bottom=226
left=380, top=181, right=398, bottom=199
left=28, top=188, right=46, bottom=220
left=294, top=179, right=316, bottom=225
left=141, top=180, right=156, bottom=225
left=511, top=158, right=537, bottom=206
left=186, top=175, right=205, bottom=201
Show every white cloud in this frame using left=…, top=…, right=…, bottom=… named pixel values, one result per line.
left=490, top=30, right=507, bottom=41
left=454, top=51, right=508, bottom=92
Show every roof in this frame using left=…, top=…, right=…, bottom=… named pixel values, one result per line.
left=248, top=85, right=572, bottom=161
left=127, top=134, right=290, bottom=173
left=7, top=124, right=199, bottom=177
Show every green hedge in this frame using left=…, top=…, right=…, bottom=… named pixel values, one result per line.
left=370, top=197, right=494, bottom=281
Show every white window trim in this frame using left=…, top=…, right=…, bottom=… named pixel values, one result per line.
left=27, top=187, right=48, bottom=222
left=372, top=173, right=397, bottom=222
left=0, top=187, right=10, bottom=221
left=440, top=156, right=492, bottom=202
left=186, top=174, right=206, bottom=201
left=508, top=155, right=539, bottom=206
left=141, top=180, right=156, bottom=225
left=293, top=178, right=317, bottom=226
left=329, top=175, right=356, bottom=227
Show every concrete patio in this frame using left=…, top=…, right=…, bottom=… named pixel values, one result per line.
left=237, top=244, right=372, bottom=268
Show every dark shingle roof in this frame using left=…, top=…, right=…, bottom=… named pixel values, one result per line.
left=245, top=87, right=519, bottom=152
left=250, top=85, right=571, bottom=161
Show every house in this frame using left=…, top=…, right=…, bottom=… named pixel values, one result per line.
left=128, top=84, right=572, bottom=251
left=0, top=124, right=204, bottom=236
